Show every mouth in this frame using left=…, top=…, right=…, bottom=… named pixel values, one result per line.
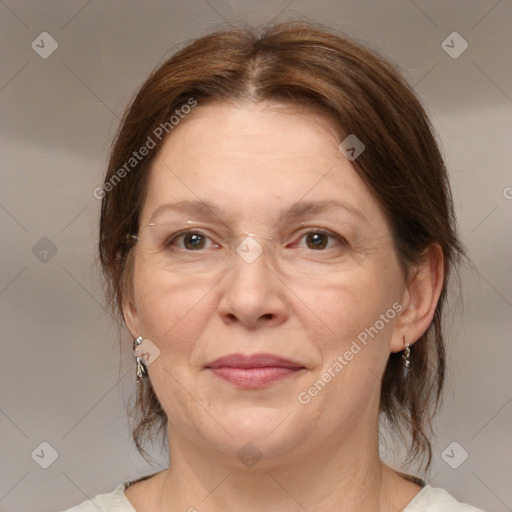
left=205, top=353, right=306, bottom=389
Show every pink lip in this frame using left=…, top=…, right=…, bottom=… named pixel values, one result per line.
left=206, top=353, right=305, bottom=389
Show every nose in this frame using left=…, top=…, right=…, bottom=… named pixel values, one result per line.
left=217, top=244, right=289, bottom=330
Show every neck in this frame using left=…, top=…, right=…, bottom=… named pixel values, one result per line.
left=155, top=421, right=401, bottom=512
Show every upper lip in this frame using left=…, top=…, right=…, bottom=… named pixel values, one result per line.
left=206, top=353, right=305, bottom=370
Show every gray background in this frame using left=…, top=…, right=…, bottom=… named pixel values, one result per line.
left=1, top=1, right=511, bottom=511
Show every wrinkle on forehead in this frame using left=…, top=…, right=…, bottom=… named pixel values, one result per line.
left=141, top=102, right=388, bottom=234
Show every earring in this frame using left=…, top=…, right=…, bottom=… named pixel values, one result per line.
left=402, top=336, right=411, bottom=376
left=133, top=336, right=147, bottom=383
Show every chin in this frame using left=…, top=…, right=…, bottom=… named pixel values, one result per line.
left=197, top=411, right=312, bottom=465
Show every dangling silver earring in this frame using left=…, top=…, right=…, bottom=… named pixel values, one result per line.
left=402, top=336, right=411, bottom=376
left=133, top=336, right=146, bottom=383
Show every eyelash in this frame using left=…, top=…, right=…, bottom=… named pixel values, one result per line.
left=165, top=229, right=347, bottom=251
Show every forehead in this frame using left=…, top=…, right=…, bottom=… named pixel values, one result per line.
left=140, top=102, right=387, bottom=231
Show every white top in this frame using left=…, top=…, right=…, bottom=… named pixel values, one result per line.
left=61, top=474, right=486, bottom=512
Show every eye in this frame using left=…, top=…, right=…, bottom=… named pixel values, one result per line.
left=166, top=231, right=216, bottom=251
left=293, top=230, right=346, bottom=251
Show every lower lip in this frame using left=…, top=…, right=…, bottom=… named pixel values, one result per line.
left=208, top=367, right=303, bottom=389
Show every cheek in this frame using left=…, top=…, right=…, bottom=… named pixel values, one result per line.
left=133, top=264, right=215, bottom=353
left=132, top=268, right=218, bottom=425
left=293, top=265, right=402, bottom=423
left=293, top=256, right=404, bottom=390
left=299, top=269, right=400, bottom=342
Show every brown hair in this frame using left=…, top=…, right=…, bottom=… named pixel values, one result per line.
left=99, top=19, right=463, bottom=471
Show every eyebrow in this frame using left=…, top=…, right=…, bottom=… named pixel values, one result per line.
left=148, top=199, right=367, bottom=224
left=149, top=200, right=224, bottom=223
left=280, top=200, right=367, bottom=223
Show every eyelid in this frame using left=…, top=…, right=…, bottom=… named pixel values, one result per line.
left=166, top=229, right=220, bottom=248
left=168, top=229, right=347, bottom=253
left=291, top=228, right=348, bottom=247
left=150, top=219, right=359, bottom=247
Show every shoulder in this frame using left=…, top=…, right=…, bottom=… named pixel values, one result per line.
left=59, top=470, right=164, bottom=512
left=59, top=480, right=137, bottom=512
left=405, top=484, right=486, bottom=512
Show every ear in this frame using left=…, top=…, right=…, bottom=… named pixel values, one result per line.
left=390, top=243, right=444, bottom=353
left=122, top=296, right=140, bottom=341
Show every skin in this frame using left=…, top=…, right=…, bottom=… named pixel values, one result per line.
left=123, top=101, right=444, bottom=512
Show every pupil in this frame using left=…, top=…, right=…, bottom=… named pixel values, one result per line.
left=185, top=233, right=204, bottom=249
left=307, top=233, right=327, bottom=250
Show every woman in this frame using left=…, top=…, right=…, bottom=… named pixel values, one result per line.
left=65, top=20, right=484, bottom=512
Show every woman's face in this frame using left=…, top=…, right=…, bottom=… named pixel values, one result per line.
left=125, top=102, right=410, bottom=465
